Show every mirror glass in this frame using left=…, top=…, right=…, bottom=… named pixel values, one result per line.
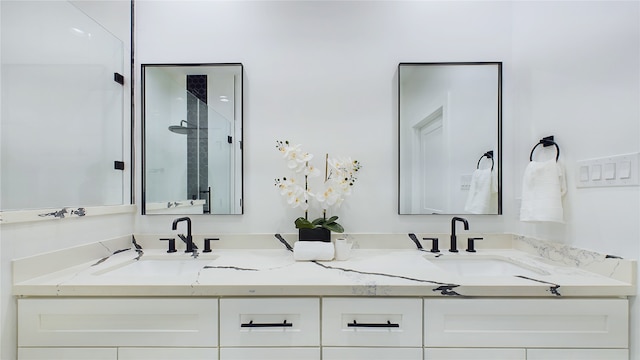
left=398, top=62, right=502, bottom=215
left=1, top=0, right=125, bottom=211
left=142, top=64, right=243, bottom=215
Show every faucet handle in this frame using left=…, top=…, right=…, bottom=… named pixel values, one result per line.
left=160, top=238, right=177, bottom=253
left=422, top=237, right=440, bottom=253
left=203, top=238, right=218, bottom=253
left=466, top=237, right=483, bottom=253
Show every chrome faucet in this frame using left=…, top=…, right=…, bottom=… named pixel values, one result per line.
left=449, top=217, right=469, bottom=252
left=172, top=217, right=196, bottom=253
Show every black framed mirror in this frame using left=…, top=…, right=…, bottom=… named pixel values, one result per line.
left=398, top=62, right=502, bottom=215
left=142, top=63, right=243, bottom=215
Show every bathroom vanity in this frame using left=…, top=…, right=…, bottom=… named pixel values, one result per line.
left=13, top=234, right=635, bottom=360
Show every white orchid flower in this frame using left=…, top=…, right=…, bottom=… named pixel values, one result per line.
left=275, top=140, right=361, bottom=226
left=278, top=142, right=300, bottom=157
left=304, top=163, right=321, bottom=177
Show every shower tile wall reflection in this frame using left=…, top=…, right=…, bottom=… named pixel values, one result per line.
left=142, top=64, right=243, bottom=215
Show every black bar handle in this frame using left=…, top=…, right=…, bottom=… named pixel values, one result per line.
left=240, top=320, right=293, bottom=328
left=347, top=320, right=400, bottom=328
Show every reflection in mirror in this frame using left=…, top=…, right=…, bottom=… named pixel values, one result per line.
left=398, top=62, right=501, bottom=215
left=142, top=64, right=243, bottom=215
left=1, top=0, right=125, bottom=211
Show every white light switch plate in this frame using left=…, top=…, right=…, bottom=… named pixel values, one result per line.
left=576, top=152, right=639, bottom=188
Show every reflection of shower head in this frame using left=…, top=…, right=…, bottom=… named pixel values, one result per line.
left=168, top=120, right=194, bottom=134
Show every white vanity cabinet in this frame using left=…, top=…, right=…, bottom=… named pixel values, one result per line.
left=19, top=348, right=220, bottom=360
left=219, top=297, right=320, bottom=360
left=117, top=348, right=219, bottom=360
left=18, top=348, right=118, bottom=360
left=16, top=296, right=630, bottom=359
left=322, top=297, right=423, bottom=359
left=424, top=348, right=526, bottom=360
left=17, top=298, right=219, bottom=360
left=526, top=349, right=629, bottom=359
left=423, top=298, right=629, bottom=360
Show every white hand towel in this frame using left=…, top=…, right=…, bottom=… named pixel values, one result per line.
left=464, top=168, right=498, bottom=214
left=520, top=160, right=567, bottom=223
left=293, top=241, right=335, bottom=261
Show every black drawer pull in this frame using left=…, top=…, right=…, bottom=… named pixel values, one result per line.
left=347, top=320, right=400, bottom=328
left=241, top=320, right=293, bottom=328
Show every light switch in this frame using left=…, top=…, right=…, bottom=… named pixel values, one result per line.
left=460, top=174, right=471, bottom=190
left=576, top=152, right=639, bottom=188
left=604, top=163, right=616, bottom=180
left=579, top=165, right=590, bottom=181
left=591, top=164, right=602, bottom=181
left=619, top=160, right=631, bottom=179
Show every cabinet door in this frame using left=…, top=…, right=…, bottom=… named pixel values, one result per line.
left=220, top=347, right=320, bottom=360
left=527, top=349, right=628, bottom=360
left=424, top=348, right=525, bottom=359
left=18, top=347, right=117, bottom=360
left=322, top=298, right=422, bottom=347
left=220, top=298, right=320, bottom=347
left=424, top=298, right=628, bottom=348
left=18, top=298, right=218, bottom=347
left=323, top=347, right=423, bottom=360
left=118, top=348, right=218, bottom=360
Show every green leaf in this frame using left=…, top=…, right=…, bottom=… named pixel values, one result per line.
left=322, top=222, right=344, bottom=233
left=311, top=217, right=325, bottom=227
left=294, top=217, right=314, bottom=229
left=325, top=215, right=339, bottom=223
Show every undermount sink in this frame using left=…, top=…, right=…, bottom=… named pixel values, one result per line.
left=426, top=255, right=548, bottom=277
left=92, top=256, right=217, bottom=277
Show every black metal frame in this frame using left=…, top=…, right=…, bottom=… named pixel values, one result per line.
left=397, top=62, right=503, bottom=215
left=140, top=63, right=244, bottom=215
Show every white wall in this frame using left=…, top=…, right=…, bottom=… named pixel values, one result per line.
left=134, top=0, right=514, bottom=235
left=135, top=0, right=639, bottom=357
left=509, top=1, right=640, bottom=358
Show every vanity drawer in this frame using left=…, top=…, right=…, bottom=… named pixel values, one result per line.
left=424, top=348, right=525, bottom=359
left=18, top=298, right=218, bottom=347
left=323, top=347, right=423, bottom=359
left=322, top=297, right=422, bottom=347
left=526, top=348, right=629, bottom=360
left=424, top=298, right=628, bottom=348
left=219, top=297, right=320, bottom=347
left=220, top=347, right=320, bottom=360
left=18, top=348, right=117, bottom=360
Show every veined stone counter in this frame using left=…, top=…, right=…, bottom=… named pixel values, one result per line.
left=12, top=233, right=636, bottom=297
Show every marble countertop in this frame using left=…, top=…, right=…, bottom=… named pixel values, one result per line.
left=12, top=234, right=636, bottom=298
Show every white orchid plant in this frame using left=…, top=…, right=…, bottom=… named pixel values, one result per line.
left=274, top=140, right=361, bottom=233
